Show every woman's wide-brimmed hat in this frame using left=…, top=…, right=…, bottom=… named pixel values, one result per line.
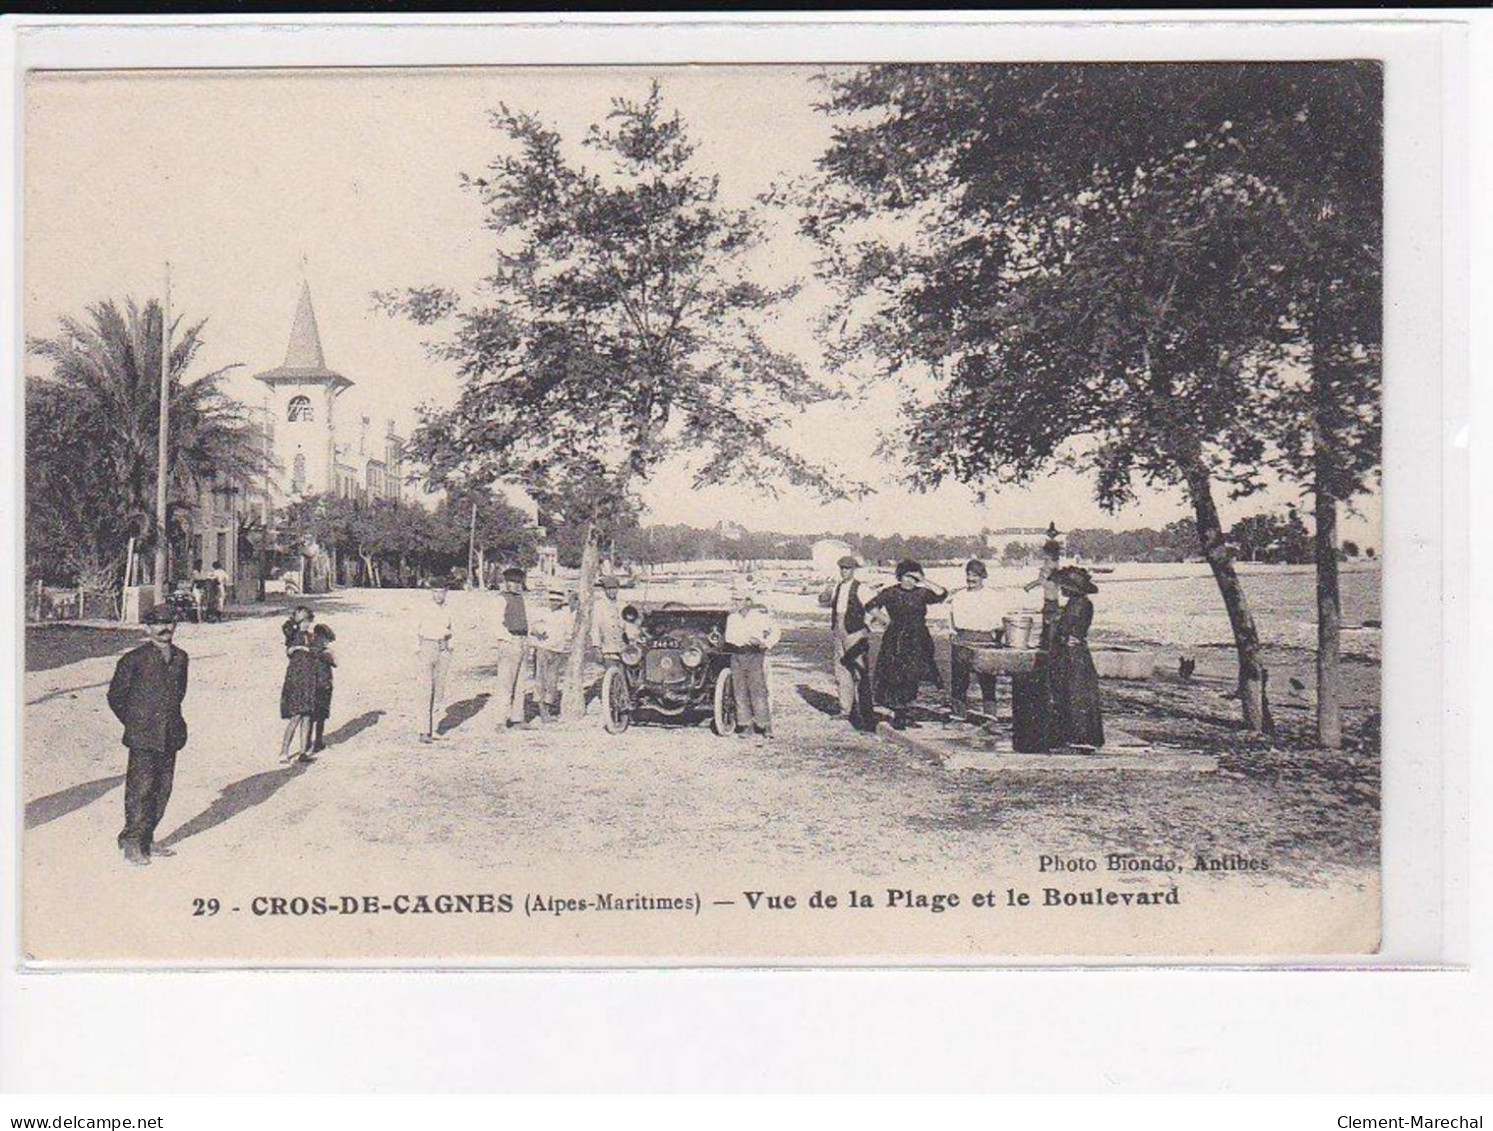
left=1056, top=566, right=1099, bottom=595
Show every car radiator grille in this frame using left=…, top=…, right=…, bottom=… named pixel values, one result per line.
left=644, top=649, right=688, bottom=684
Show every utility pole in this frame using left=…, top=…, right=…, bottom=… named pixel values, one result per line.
left=154, top=262, right=172, bottom=601
left=468, top=501, right=479, bottom=588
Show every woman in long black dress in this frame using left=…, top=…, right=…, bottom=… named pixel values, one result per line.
left=1044, top=567, right=1105, bottom=750
left=864, top=560, right=948, bottom=730
left=279, top=605, right=318, bottom=762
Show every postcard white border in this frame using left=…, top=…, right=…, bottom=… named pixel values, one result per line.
left=0, top=10, right=1482, bottom=1091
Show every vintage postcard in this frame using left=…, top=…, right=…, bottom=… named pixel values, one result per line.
left=19, top=60, right=1388, bottom=964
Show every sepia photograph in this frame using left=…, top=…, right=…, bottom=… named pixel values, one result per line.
left=18, top=60, right=1384, bottom=964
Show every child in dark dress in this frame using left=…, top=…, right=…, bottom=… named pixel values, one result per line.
left=308, top=623, right=337, bottom=756
left=279, top=606, right=317, bottom=763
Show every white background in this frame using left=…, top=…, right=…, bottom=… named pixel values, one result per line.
left=0, top=11, right=1486, bottom=1097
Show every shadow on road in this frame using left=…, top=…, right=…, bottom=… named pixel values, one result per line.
left=24, top=626, right=135, bottom=673
left=24, top=773, right=127, bottom=829
left=157, top=761, right=309, bottom=849
left=321, top=709, right=384, bottom=748
left=28, top=679, right=113, bottom=707
left=437, top=695, right=488, bottom=735
left=795, top=683, right=843, bottom=718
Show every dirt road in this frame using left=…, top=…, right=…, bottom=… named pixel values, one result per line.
left=21, top=588, right=1379, bottom=962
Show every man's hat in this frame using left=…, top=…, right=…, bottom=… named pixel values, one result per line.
left=837, top=554, right=860, bottom=570
left=1056, top=566, right=1099, bottom=595
left=144, top=606, right=177, bottom=626
left=502, top=566, right=526, bottom=584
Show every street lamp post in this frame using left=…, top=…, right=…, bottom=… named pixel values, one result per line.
left=154, top=262, right=172, bottom=601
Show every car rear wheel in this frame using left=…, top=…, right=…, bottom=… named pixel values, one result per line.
left=602, top=667, right=631, bottom=734
left=712, top=667, right=736, bottom=736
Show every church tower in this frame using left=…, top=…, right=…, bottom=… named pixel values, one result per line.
left=253, top=282, right=353, bottom=501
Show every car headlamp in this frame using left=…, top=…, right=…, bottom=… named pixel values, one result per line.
left=621, top=645, right=643, bottom=667
left=680, top=645, right=704, bottom=668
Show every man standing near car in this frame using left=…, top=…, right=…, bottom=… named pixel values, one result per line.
left=818, top=554, right=874, bottom=730
left=726, top=588, right=781, bottom=740
left=107, top=605, right=189, bottom=865
left=590, top=574, right=628, bottom=671
left=530, top=587, right=576, bottom=723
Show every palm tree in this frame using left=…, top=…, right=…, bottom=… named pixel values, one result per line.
left=26, top=297, right=265, bottom=583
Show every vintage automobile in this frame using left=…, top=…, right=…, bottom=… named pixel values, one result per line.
left=601, top=602, right=737, bottom=736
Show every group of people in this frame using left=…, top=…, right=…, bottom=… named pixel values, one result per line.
left=819, top=549, right=1105, bottom=750
left=279, top=605, right=337, bottom=762
left=100, top=548, right=1104, bottom=868
left=413, top=566, right=583, bottom=742
left=410, top=568, right=787, bottom=742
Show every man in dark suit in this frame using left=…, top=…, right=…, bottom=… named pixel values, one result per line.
left=107, top=606, right=189, bottom=865
left=818, top=554, right=875, bottom=730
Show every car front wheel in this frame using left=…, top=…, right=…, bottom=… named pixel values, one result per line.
left=602, top=666, right=631, bottom=735
left=712, top=667, right=736, bottom=736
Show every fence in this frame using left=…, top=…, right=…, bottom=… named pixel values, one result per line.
left=26, top=580, right=120, bottom=623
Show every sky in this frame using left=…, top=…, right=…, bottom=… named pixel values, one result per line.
left=23, top=66, right=1381, bottom=547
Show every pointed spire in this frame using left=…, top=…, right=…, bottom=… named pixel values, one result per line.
left=283, top=280, right=327, bottom=369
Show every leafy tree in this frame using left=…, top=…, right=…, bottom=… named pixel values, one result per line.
left=1234, top=67, right=1381, bottom=748
left=434, top=486, right=537, bottom=583
left=800, top=63, right=1378, bottom=733
left=1228, top=514, right=1282, bottom=563
left=380, top=82, right=852, bottom=717
left=1001, top=541, right=1034, bottom=566
left=26, top=297, right=263, bottom=587
left=25, top=380, right=129, bottom=586
left=1228, top=510, right=1312, bottom=565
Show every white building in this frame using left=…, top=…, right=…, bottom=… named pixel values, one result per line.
left=253, top=282, right=406, bottom=509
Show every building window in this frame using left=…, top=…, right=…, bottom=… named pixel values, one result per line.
left=292, top=451, right=307, bottom=493
left=288, top=395, right=314, bottom=422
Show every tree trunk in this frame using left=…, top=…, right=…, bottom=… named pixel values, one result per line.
left=1182, top=457, right=1274, bottom=734
left=560, top=523, right=600, bottom=721
left=1315, top=480, right=1342, bottom=748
